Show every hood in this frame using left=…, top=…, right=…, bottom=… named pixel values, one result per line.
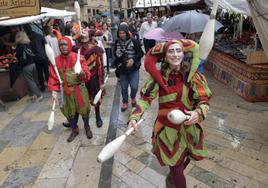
left=59, top=36, right=73, bottom=54
left=117, top=24, right=131, bottom=39
left=144, top=39, right=200, bottom=92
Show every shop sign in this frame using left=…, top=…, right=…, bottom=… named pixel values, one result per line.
left=0, top=0, right=40, bottom=17
left=159, top=7, right=165, bottom=11
left=139, top=9, right=144, bottom=12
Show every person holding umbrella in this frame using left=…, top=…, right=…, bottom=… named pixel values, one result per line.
left=128, top=39, right=212, bottom=188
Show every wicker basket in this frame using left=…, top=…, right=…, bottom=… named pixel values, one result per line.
left=246, top=51, right=268, bottom=64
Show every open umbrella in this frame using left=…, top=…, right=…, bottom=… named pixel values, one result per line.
left=101, top=12, right=110, bottom=17
left=144, top=28, right=184, bottom=41
left=163, top=31, right=184, bottom=41
left=162, top=10, right=223, bottom=34
left=144, top=28, right=165, bottom=41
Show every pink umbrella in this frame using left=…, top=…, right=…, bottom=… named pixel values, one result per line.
left=144, top=28, right=184, bottom=41
left=144, top=28, right=165, bottom=41
left=163, top=31, right=184, bottom=41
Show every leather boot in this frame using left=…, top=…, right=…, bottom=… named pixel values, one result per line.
left=62, top=121, right=70, bottom=128
left=96, top=115, right=103, bottom=128
left=67, top=127, right=79, bottom=142
left=166, top=173, right=175, bottom=188
left=95, top=106, right=103, bottom=128
left=84, top=126, right=93, bottom=139
left=82, top=116, right=93, bottom=139
left=63, top=113, right=79, bottom=128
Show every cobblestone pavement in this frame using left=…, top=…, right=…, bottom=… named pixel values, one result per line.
left=0, top=65, right=267, bottom=188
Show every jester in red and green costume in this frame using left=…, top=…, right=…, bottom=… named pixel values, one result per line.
left=48, top=36, right=93, bottom=142
left=128, top=40, right=212, bottom=188
left=73, top=29, right=105, bottom=128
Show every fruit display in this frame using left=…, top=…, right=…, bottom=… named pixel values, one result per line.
left=0, top=53, right=17, bottom=69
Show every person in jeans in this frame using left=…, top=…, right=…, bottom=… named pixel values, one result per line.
left=114, top=24, right=144, bottom=112
left=15, top=31, right=43, bottom=102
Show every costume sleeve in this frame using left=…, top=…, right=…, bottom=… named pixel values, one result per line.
left=97, top=40, right=107, bottom=68
left=97, top=55, right=104, bottom=85
left=80, top=56, right=91, bottom=82
left=48, top=64, right=60, bottom=92
left=191, top=72, right=212, bottom=122
left=129, top=76, right=159, bottom=122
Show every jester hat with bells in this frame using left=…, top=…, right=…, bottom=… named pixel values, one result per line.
left=144, top=39, right=200, bottom=92
left=58, top=36, right=73, bottom=54
left=80, top=29, right=104, bottom=60
left=81, top=29, right=104, bottom=42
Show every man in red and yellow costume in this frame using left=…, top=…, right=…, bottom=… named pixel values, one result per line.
left=74, top=29, right=105, bottom=128
left=48, top=36, right=92, bottom=142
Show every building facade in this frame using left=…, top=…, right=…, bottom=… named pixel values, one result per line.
left=41, top=0, right=137, bottom=21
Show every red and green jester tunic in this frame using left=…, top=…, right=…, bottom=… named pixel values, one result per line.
left=48, top=50, right=91, bottom=119
left=129, top=40, right=212, bottom=167
left=82, top=44, right=105, bottom=106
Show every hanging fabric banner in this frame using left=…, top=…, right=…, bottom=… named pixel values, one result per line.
left=0, top=0, right=41, bottom=17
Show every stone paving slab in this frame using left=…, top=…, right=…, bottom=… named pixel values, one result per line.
left=1, top=167, right=40, bottom=188
left=36, top=130, right=81, bottom=180
left=120, top=170, right=157, bottom=188
left=7, top=149, right=52, bottom=170
left=0, top=147, right=28, bottom=171
left=139, top=167, right=166, bottom=187
left=65, top=146, right=102, bottom=188
left=188, top=166, right=236, bottom=188
left=32, top=178, right=67, bottom=188
left=111, top=175, right=132, bottom=188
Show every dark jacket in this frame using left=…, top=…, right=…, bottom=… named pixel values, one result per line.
left=114, top=24, right=144, bottom=74
left=114, top=38, right=144, bottom=74
left=27, top=32, right=48, bottom=61
left=16, top=44, right=35, bottom=67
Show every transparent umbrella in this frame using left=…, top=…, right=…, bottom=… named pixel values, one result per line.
left=162, top=10, right=223, bottom=34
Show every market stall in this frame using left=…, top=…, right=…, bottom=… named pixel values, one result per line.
left=206, top=49, right=268, bottom=102
left=0, top=55, right=28, bottom=101
left=0, top=7, right=76, bottom=102
left=205, top=0, right=268, bottom=102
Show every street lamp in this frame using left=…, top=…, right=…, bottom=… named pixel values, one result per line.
left=109, top=0, right=118, bottom=51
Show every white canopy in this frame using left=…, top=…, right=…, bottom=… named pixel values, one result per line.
left=135, top=0, right=251, bottom=16
left=0, top=15, right=45, bottom=26
left=205, top=0, right=250, bottom=16
left=135, top=0, right=200, bottom=8
left=41, top=7, right=76, bottom=19
left=0, top=7, right=76, bottom=26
